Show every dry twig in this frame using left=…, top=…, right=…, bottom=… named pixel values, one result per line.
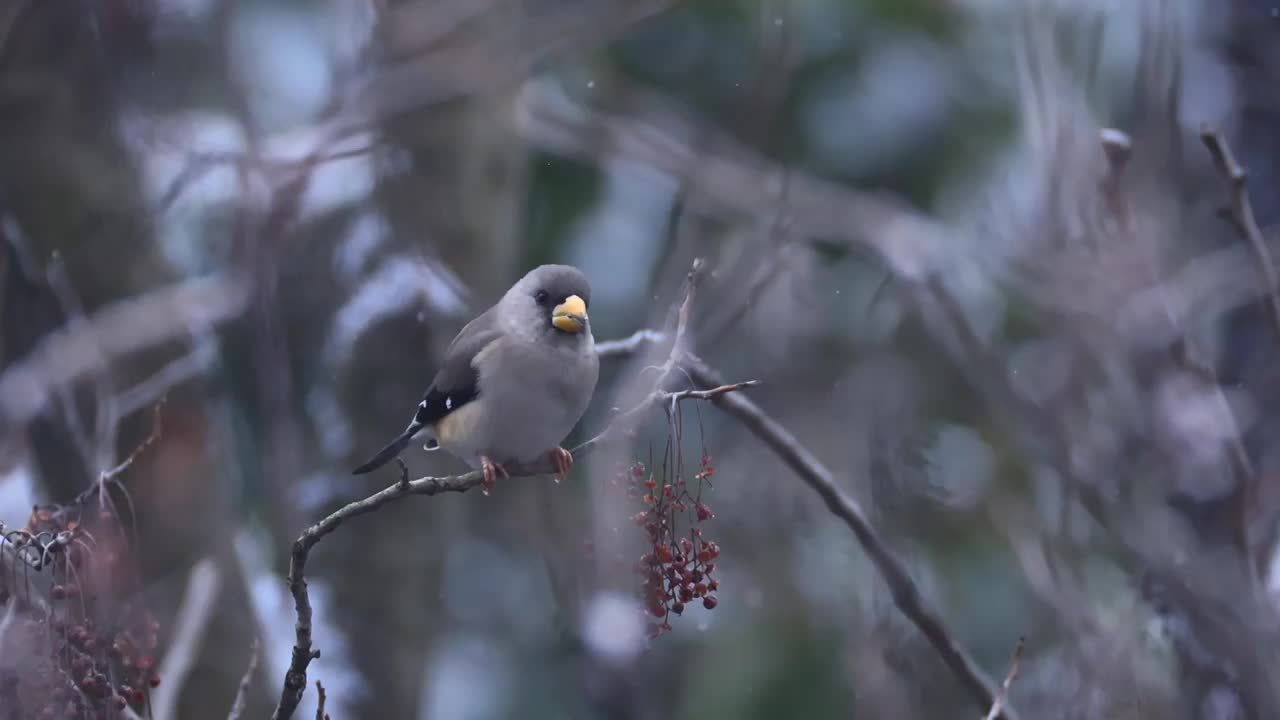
left=595, top=329, right=667, bottom=358
left=225, top=639, right=260, bottom=720
left=314, top=681, right=329, bottom=720
left=983, top=637, right=1025, bottom=720
left=153, top=558, right=224, bottom=720
left=0, top=274, right=249, bottom=431
left=1200, top=127, right=1280, bottom=347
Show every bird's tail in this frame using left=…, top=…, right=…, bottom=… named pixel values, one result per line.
left=352, top=421, right=423, bottom=475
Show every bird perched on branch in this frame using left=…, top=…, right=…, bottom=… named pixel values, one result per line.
left=352, top=264, right=599, bottom=494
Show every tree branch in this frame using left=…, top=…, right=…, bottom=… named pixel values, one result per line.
left=0, top=273, right=249, bottom=432
left=983, top=637, right=1025, bottom=720
left=595, top=329, right=667, bottom=358
left=682, top=355, right=1017, bottom=720
left=1200, top=127, right=1280, bottom=348
left=225, top=639, right=259, bottom=720
left=152, top=558, right=223, bottom=720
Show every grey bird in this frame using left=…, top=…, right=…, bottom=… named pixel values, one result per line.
left=352, top=264, right=600, bottom=493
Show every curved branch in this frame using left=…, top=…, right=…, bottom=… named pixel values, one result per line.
left=683, top=355, right=1018, bottom=720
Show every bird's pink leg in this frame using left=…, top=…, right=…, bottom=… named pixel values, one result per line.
left=549, top=447, right=574, bottom=484
left=480, top=455, right=509, bottom=495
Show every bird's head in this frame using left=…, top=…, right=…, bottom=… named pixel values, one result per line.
left=502, top=264, right=593, bottom=340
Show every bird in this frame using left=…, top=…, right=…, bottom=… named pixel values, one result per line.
left=352, top=264, right=600, bottom=494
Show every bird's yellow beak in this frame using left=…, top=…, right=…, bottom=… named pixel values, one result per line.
left=551, top=294, right=588, bottom=333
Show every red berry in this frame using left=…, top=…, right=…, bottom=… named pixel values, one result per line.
left=703, top=596, right=718, bottom=609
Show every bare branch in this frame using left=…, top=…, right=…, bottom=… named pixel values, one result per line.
left=314, top=681, right=329, bottom=720
left=153, top=558, right=224, bottom=720
left=595, top=329, right=667, bottom=358
left=226, top=639, right=260, bottom=720
left=515, top=80, right=946, bottom=279
left=113, top=339, right=217, bottom=423
left=682, top=355, right=1017, bottom=720
left=356, top=0, right=689, bottom=125
left=661, top=381, right=759, bottom=402
left=1200, top=127, right=1280, bottom=347
left=0, top=274, right=250, bottom=432
left=983, top=637, right=1025, bottom=720
left=100, top=400, right=164, bottom=484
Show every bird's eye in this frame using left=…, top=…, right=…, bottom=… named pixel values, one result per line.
left=534, top=290, right=549, bottom=304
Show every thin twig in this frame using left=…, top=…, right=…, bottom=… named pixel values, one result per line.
left=516, top=79, right=945, bottom=277
left=683, top=355, right=1017, bottom=720
left=272, top=259, right=748, bottom=720
left=226, top=639, right=260, bottom=720
left=1201, top=127, right=1280, bottom=347
left=153, top=558, right=224, bottom=720
left=113, top=340, right=217, bottom=423
left=595, top=329, right=667, bottom=358
left=661, top=381, right=759, bottom=402
left=314, top=681, right=329, bottom=720
left=42, top=254, right=102, bottom=479
left=654, top=258, right=704, bottom=386
left=101, top=400, right=165, bottom=483
left=0, top=273, right=250, bottom=431
left=983, top=637, right=1025, bottom=720
left=158, top=140, right=379, bottom=213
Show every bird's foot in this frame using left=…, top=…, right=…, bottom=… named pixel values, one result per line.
left=480, top=455, right=509, bottom=496
left=549, top=447, right=574, bottom=484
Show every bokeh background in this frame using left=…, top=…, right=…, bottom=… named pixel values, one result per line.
left=2, top=0, right=1280, bottom=718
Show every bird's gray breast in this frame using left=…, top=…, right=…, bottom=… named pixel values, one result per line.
left=446, top=335, right=599, bottom=465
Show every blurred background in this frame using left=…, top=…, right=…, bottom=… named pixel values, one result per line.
left=2, top=0, right=1280, bottom=718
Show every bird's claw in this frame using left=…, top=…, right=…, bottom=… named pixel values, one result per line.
left=480, top=455, right=508, bottom=496
left=549, top=447, right=574, bottom=484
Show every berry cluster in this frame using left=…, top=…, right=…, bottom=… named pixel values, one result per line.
left=617, top=452, right=721, bottom=639
left=2, top=501, right=159, bottom=718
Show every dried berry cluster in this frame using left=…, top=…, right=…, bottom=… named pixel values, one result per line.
left=618, top=452, right=721, bottom=639
left=1, top=502, right=159, bottom=719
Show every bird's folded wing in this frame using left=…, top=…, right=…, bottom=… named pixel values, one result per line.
left=414, top=306, right=502, bottom=427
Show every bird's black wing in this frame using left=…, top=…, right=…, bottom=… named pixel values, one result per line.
left=419, top=305, right=504, bottom=420
left=352, top=308, right=502, bottom=475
